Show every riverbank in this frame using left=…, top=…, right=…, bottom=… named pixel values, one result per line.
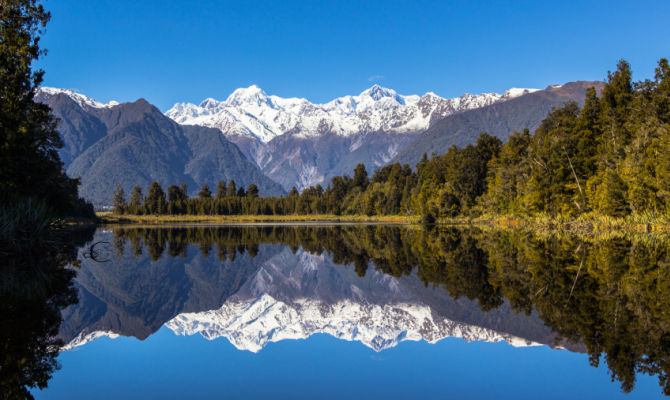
left=475, top=212, right=670, bottom=234
left=97, top=211, right=670, bottom=233
left=97, top=212, right=419, bottom=224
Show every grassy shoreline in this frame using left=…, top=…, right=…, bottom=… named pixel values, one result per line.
left=472, top=213, right=670, bottom=233
left=97, top=211, right=670, bottom=232
left=97, top=212, right=419, bottom=224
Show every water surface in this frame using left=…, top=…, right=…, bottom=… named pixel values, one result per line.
left=13, top=225, right=670, bottom=398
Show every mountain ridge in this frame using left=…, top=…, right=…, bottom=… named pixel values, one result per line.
left=165, top=84, right=541, bottom=190
left=36, top=89, right=286, bottom=204
left=39, top=81, right=600, bottom=195
left=392, top=81, right=605, bottom=166
left=166, top=84, right=540, bottom=144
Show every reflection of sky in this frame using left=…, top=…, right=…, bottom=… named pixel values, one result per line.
left=36, top=328, right=663, bottom=400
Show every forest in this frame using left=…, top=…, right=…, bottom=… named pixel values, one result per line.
left=113, top=58, right=670, bottom=223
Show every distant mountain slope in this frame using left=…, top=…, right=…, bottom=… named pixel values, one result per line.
left=37, top=89, right=285, bottom=205
left=166, top=84, right=539, bottom=190
left=392, top=81, right=605, bottom=166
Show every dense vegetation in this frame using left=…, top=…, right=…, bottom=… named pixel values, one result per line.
left=114, top=59, right=669, bottom=223
left=0, top=2, right=96, bottom=398
left=111, top=225, right=670, bottom=394
left=0, top=0, right=93, bottom=218
left=484, top=59, right=670, bottom=218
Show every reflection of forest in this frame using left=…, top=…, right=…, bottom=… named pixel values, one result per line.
left=112, top=225, right=670, bottom=395
left=0, top=225, right=95, bottom=399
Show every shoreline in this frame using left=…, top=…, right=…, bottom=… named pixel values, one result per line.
left=97, top=213, right=419, bottom=224
left=96, top=212, right=670, bottom=233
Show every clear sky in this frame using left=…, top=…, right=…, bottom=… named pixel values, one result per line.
left=37, top=0, right=670, bottom=111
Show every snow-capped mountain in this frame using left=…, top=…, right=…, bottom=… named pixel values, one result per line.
left=166, top=84, right=538, bottom=144
left=38, top=87, right=120, bottom=109
left=38, top=84, right=594, bottom=193
left=166, top=84, right=538, bottom=190
left=35, top=87, right=286, bottom=204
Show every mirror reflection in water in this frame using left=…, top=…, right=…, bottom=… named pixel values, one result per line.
left=10, top=224, right=670, bottom=398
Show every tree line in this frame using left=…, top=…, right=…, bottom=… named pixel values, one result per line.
left=113, top=58, right=670, bottom=221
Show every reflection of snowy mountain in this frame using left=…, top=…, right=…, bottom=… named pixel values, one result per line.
left=62, top=243, right=549, bottom=352
left=166, top=293, right=540, bottom=352
left=166, top=250, right=540, bottom=351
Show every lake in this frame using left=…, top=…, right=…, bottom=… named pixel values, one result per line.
left=9, top=224, right=669, bottom=398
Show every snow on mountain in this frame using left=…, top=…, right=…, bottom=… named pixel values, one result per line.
left=38, top=87, right=120, bottom=109
left=502, top=87, right=541, bottom=99
left=165, top=293, right=541, bottom=352
left=165, top=84, right=539, bottom=144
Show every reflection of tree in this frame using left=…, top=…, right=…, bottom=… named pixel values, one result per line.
left=483, top=233, right=670, bottom=395
left=0, top=225, right=95, bottom=399
left=113, top=225, right=670, bottom=395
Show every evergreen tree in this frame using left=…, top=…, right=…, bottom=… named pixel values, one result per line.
left=352, top=164, right=369, bottom=189
left=167, top=185, right=182, bottom=203
left=145, top=181, right=167, bottom=214
left=246, top=184, right=259, bottom=198
left=112, top=183, right=126, bottom=214
left=198, top=184, right=212, bottom=199
left=599, top=59, right=634, bottom=167
left=0, top=0, right=92, bottom=216
left=129, top=185, right=143, bottom=208
left=594, top=170, right=629, bottom=217
left=226, top=180, right=237, bottom=197
left=485, top=129, right=531, bottom=213
left=215, top=181, right=227, bottom=199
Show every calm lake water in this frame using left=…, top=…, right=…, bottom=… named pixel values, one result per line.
left=15, top=225, right=670, bottom=398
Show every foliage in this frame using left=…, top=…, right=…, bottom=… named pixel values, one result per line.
left=485, top=58, right=670, bottom=218
left=0, top=0, right=93, bottom=217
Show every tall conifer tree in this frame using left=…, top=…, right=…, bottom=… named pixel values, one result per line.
left=0, top=0, right=91, bottom=216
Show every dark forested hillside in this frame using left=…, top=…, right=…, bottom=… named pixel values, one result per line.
left=393, top=81, right=605, bottom=167
left=36, top=91, right=285, bottom=205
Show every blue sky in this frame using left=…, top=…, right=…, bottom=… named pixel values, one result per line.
left=38, top=0, right=670, bottom=110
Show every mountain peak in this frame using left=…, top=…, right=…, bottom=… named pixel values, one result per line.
left=501, top=87, right=540, bottom=99
left=198, top=97, right=220, bottom=108
left=361, top=84, right=398, bottom=101
left=38, top=87, right=119, bottom=109
left=225, top=85, right=271, bottom=107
